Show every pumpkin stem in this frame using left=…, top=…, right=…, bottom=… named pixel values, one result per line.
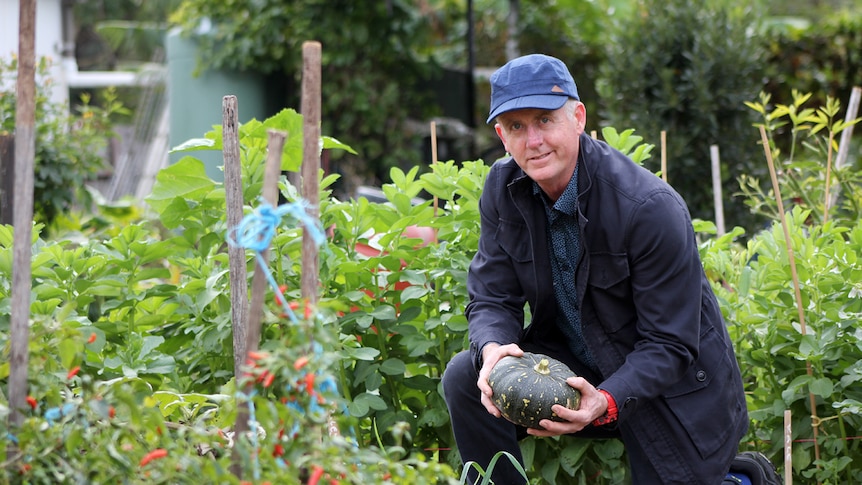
left=534, top=358, right=551, bottom=375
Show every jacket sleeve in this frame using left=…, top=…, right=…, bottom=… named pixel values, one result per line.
left=597, top=188, right=705, bottom=419
left=465, top=164, right=529, bottom=371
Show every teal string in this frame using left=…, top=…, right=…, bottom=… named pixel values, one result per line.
left=227, top=198, right=326, bottom=322
left=235, top=389, right=261, bottom=480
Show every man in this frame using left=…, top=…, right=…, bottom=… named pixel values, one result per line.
left=442, top=54, right=748, bottom=484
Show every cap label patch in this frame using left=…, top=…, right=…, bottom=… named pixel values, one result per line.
left=551, top=85, right=565, bottom=93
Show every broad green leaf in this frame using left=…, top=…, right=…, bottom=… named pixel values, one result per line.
left=379, top=358, right=406, bottom=376
left=343, top=346, right=379, bottom=361
left=146, top=156, right=217, bottom=215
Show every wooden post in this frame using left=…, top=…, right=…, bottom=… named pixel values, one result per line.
left=223, top=96, right=248, bottom=379
left=301, top=41, right=322, bottom=306
left=232, top=131, right=285, bottom=478
left=784, top=410, right=793, bottom=485
left=660, top=130, right=668, bottom=183
left=245, top=130, right=286, bottom=356
left=835, top=86, right=861, bottom=171
left=829, top=86, right=861, bottom=211
left=430, top=121, right=439, bottom=217
left=710, top=145, right=725, bottom=236
left=0, top=134, right=14, bottom=224
left=8, top=0, right=37, bottom=430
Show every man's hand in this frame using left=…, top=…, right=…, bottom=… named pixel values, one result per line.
left=476, top=343, right=524, bottom=417
left=526, top=376, right=609, bottom=436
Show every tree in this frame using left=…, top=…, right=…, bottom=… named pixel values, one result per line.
left=170, top=0, right=440, bottom=196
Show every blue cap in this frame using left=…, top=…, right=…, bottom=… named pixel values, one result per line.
left=486, top=54, right=579, bottom=124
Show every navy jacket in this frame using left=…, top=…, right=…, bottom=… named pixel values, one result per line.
left=466, top=133, right=748, bottom=476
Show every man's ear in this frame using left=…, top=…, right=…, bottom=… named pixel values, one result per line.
left=575, top=103, right=587, bottom=131
left=494, top=124, right=509, bottom=153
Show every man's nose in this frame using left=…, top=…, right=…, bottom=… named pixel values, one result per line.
left=526, top=125, right=542, bottom=147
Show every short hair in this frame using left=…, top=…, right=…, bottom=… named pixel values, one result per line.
left=495, top=98, right=581, bottom=125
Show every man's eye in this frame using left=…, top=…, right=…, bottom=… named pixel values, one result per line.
left=541, top=116, right=551, bottom=124
left=511, top=122, right=522, bottom=130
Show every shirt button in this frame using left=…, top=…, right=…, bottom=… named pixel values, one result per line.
left=696, top=370, right=707, bottom=382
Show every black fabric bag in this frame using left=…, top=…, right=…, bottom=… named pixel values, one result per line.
left=722, top=451, right=782, bottom=485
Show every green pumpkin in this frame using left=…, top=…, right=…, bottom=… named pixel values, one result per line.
left=488, top=352, right=581, bottom=429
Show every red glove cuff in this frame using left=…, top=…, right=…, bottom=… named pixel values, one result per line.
left=592, top=389, right=618, bottom=426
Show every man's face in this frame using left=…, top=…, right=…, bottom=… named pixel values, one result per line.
left=494, top=102, right=586, bottom=199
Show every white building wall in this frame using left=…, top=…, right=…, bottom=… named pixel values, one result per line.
left=1, top=0, right=67, bottom=106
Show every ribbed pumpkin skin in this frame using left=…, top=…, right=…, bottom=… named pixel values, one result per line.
left=488, top=352, right=581, bottom=429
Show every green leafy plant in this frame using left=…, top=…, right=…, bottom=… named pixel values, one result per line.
left=702, top=92, right=862, bottom=484
left=0, top=56, right=128, bottom=228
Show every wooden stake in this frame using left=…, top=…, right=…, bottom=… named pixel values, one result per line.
left=710, top=145, right=725, bottom=236
left=760, top=126, right=821, bottom=472
left=223, top=95, right=248, bottom=381
left=430, top=121, right=439, bottom=218
left=224, top=95, right=248, bottom=480
left=660, top=131, right=668, bottom=183
left=232, top=131, right=285, bottom=477
left=301, top=41, right=322, bottom=306
left=784, top=409, right=793, bottom=485
left=245, top=130, right=286, bottom=356
left=829, top=86, right=861, bottom=211
left=835, top=86, right=861, bottom=171
left=822, top=129, right=834, bottom=225
left=9, top=0, right=37, bottom=430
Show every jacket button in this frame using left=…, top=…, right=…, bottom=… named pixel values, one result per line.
left=696, top=370, right=707, bottom=382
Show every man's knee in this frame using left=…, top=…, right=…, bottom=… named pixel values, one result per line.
left=442, top=350, right=476, bottom=403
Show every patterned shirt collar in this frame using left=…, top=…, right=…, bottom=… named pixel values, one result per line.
left=533, top=165, right=580, bottom=218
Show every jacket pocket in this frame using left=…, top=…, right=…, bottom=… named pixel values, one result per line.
left=496, top=219, right=532, bottom=263
left=662, top=326, right=743, bottom=459
left=587, top=252, right=633, bottom=333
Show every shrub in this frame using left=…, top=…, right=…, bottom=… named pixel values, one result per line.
left=0, top=56, right=126, bottom=228
left=597, top=0, right=766, bottom=233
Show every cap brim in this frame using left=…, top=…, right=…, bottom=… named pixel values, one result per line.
left=486, top=94, right=569, bottom=124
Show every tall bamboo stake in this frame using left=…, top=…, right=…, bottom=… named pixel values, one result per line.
left=760, top=126, right=821, bottom=473
left=8, top=0, right=37, bottom=430
left=834, top=86, right=861, bottom=171
left=660, top=130, right=668, bottom=183
left=828, top=86, right=861, bottom=212
left=710, top=145, right=725, bottom=236
left=785, top=409, right=793, bottom=485
left=430, top=121, right=439, bottom=217
left=822, top=130, right=834, bottom=225
left=301, top=41, right=322, bottom=306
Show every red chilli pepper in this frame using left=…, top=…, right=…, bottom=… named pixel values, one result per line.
left=262, top=371, right=276, bottom=388
left=272, top=444, right=285, bottom=457
left=293, top=355, right=310, bottom=370
left=139, top=448, right=168, bottom=467
left=247, top=351, right=268, bottom=361
left=26, top=395, right=38, bottom=410
left=303, top=373, right=316, bottom=394
left=108, top=406, right=116, bottom=419
left=308, top=466, right=325, bottom=485
left=67, top=366, right=81, bottom=380
left=87, top=333, right=97, bottom=344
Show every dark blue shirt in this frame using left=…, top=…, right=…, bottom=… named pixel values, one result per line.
left=534, top=165, right=598, bottom=373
